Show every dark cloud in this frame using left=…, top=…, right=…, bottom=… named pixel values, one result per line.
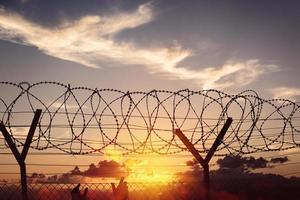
left=185, top=155, right=290, bottom=173
left=184, top=155, right=272, bottom=173
left=216, top=155, right=245, bottom=169
left=186, top=159, right=198, bottom=167
left=245, top=156, right=268, bottom=169
left=70, top=166, right=82, bottom=175
left=82, top=160, right=127, bottom=178
left=67, top=160, right=128, bottom=178
left=28, top=173, right=47, bottom=183
left=217, top=155, right=269, bottom=170
left=270, top=156, right=289, bottom=164
left=28, top=160, right=128, bottom=183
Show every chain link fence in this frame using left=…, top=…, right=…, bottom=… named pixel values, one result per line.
left=1, top=172, right=300, bottom=200
left=0, top=183, right=178, bottom=200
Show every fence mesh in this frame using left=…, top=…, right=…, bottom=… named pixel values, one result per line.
left=0, top=183, right=174, bottom=200
left=1, top=175, right=300, bottom=200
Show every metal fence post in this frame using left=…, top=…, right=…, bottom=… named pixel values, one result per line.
left=0, top=109, right=42, bottom=200
left=174, top=117, right=232, bottom=200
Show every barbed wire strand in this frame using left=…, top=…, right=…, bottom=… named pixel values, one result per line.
left=0, top=81, right=299, bottom=156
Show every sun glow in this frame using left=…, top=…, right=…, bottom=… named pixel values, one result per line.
left=124, top=159, right=174, bottom=184
left=104, top=147, right=122, bottom=163
left=105, top=148, right=175, bottom=184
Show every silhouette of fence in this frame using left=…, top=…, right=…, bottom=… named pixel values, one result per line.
left=0, top=182, right=179, bottom=200
left=2, top=174, right=300, bottom=200
left=0, top=81, right=299, bottom=156
left=1, top=81, right=300, bottom=200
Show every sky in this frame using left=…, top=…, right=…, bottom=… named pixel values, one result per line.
left=0, top=0, right=300, bottom=181
left=0, top=0, right=299, bottom=99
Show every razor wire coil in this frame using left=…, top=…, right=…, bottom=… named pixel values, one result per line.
left=0, top=81, right=299, bottom=156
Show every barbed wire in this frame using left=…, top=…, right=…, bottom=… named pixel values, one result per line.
left=0, top=81, right=299, bottom=156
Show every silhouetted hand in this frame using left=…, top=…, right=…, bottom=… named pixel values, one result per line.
left=71, top=184, right=88, bottom=200
left=111, top=177, right=128, bottom=200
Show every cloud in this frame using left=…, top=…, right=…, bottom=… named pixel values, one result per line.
left=0, top=3, right=190, bottom=69
left=0, top=4, right=278, bottom=89
left=83, top=160, right=127, bottom=178
left=270, top=87, right=300, bottom=100
left=270, top=156, right=289, bottom=164
left=27, top=160, right=127, bottom=184
left=186, top=159, right=198, bottom=167
left=51, top=102, right=87, bottom=109
left=216, top=155, right=269, bottom=170
left=164, top=59, right=278, bottom=89
left=215, top=155, right=292, bottom=172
